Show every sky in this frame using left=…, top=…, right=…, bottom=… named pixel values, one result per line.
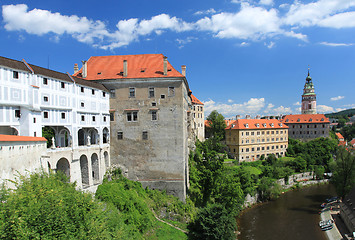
left=1, top=0, right=355, bottom=119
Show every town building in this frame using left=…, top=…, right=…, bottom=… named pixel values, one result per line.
left=281, top=114, right=330, bottom=140
left=301, top=69, right=317, bottom=114
left=340, top=187, right=355, bottom=233
left=191, top=93, right=204, bottom=141
left=0, top=56, right=110, bottom=191
left=225, top=116, right=288, bottom=162
left=74, top=54, right=193, bottom=200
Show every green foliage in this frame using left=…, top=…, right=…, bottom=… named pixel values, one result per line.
left=314, top=165, right=325, bottom=179
left=340, top=123, right=355, bottom=141
left=42, top=126, right=55, bottom=148
left=0, top=172, right=125, bottom=239
left=206, top=110, right=226, bottom=140
left=331, top=147, right=355, bottom=198
left=188, top=204, right=237, bottom=240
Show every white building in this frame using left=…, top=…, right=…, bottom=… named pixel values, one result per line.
left=0, top=56, right=110, bottom=191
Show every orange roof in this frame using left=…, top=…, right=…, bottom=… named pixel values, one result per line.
left=281, top=114, right=330, bottom=124
left=335, top=132, right=344, bottom=140
left=225, top=119, right=288, bottom=130
left=74, top=54, right=184, bottom=80
left=350, top=139, right=355, bottom=146
left=205, top=119, right=233, bottom=128
left=191, top=94, right=204, bottom=105
left=0, top=135, right=47, bottom=142
left=338, top=141, right=347, bottom=147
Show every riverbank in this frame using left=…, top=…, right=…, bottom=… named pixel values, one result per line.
left=238, top=184, right=336, bottom=240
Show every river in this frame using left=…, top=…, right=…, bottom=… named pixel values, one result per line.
left=238, top=184, right=336, bottom=240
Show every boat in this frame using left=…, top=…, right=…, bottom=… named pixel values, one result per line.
left=319, top=219, right=333, bottom=231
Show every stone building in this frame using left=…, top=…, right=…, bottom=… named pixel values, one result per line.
left=225, top=116, right=288, bottom=162
left=281, top=114, right=330, bottom=141
left=74, top=54, right=193, bottom=200
left=0, top=56, right=110, bottom=191
left=191, top=93, right=204, bottom=141
left=301, top=69, right=317, bottom=114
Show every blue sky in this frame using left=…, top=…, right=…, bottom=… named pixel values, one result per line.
left=1, top=0, right=355, bottom=119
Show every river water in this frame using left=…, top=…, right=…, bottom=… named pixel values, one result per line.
left=238, top=184, right=336, bottom=240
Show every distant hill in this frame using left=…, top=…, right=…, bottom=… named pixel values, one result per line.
left=325, top=108, right=355, bottom=118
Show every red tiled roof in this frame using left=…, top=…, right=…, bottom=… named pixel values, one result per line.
left=281, top=114, right=330, bottom=124
left=225, top=119, right=288, bottom=130
left=338, top=141, right=347, bottom=147
left=191, top=94, right=204, bottom=105
left=350, top=139, right=355, bottom=146
left=74, top=54, right=184, bottom=80
left=0, top=135, right=47, bottom=142
left=205, top=119, right=234, bottom=128
left=335, top=132, right=344, bottom=140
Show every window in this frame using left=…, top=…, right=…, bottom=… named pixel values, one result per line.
left=92, top=89, right=95, bottom=95
left=103, top=92, right=106, bottom=97
left=44, top=96, right=49, bottom=102
left=267, top=131, right=270, bottom=134
left=43, top=111, right=48, bottom=119
left=13, top=71, right=19, bottom=79
left=15, top=110, right=21, bottom=118
left=271, top=131, right=274, bottom=134
left=142, top=131, right=148, bottom=140
left=81, top=115, right=85, bottom=121
left=81, top=102, right=84, bottom=107
left=103, top=116, right=106, bottom=122
left=267, top=146, right=270, bottom=150
left=168, top=87, right=175, bottom=97
left=117, top=131, right=123, bottom=140
left=251, top=132, right=254, bottom=136
left=34, top=132, right=36, bottom=137
left=257, top=147, right=260, bottom=151
left=110, top=112, right=114, bottom=121
left=43, top=78, right=48, bottom=85
left=129, top=88, right=135, bottom=97
left=127, top=111, right=138, bottom=122
left=246, top=148, right=249, bottom=152
left=33, top=118, right=36, bottom=123
left=251, top=148, right=255, bottom=152
left=81, top=87, right=84, bottom=93
left=110, top=89, right=116, bottom=98
left=151, top=111, right=157, bottom=121
left=262, top=147, right=265, bottom=150
left=152, top=102, right=157, bottom=106
left=161, top=94, right=165, bottom=99
left=61, top=82, right=65, bottom=88
left=61, top=112, right=66, bottom=119
left=149, top=87, right=155, bottom=98
left=92, top=116, right=96, bottom=122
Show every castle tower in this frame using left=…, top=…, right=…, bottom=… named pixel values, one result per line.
left=301, top=69, right=317, bottom=114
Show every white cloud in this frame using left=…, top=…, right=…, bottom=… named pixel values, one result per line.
left=176, top=37, right=197, bottom=48
left=259, top=0, right=273, bottom=6
left=196, top=4, right=283, bottom=41
left=284, top=0, right=355, bottom=27
left=265, top=41, right=275, bottom=48
left=317, top=105, right=334, bottom=113
left=194, top=8, right=217, bottom=15
left=319, top=11, right=355, bottom=28
left=228, top=99, right=234, bottom=103
left=336, top=108, right=346, bottom=112
left=293, top=101, right=301, bottom=106
left=320, top=42, right=354, bottom=47
left=330, top=96, right=345, bottom=101
left=239, top=41, right=250, bottom=47
left=203, top=98, right=265, bottom=118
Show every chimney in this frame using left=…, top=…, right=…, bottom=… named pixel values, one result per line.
left=236, top=115, right=241, bottom=120
left=81, top=60, right=87, bottom=78
left=181, top=65, right=186, bottom=77
left=123, top=60, right=128, bottom=77
left=255, top=115, right=261, bottom=119
left=246, top=115, right=251, bottom=119
left=163, top=56, right=167, bottom=76
left=74, top=63, right=79, bottom=74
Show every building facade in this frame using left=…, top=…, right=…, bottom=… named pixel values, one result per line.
left=74, top=54, right=193, bottom=200
left=225, top=117, right=288, bottom=162
left=301, top=70, right=317, bottom=114
left=281, top=114, right=330, bottom=140
left=0, top=56, right=110, bottom=191
left=191, top=94, right=204, bottom=141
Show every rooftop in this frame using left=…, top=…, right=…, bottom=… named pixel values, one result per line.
left=225, top=119, right=288, bottom=130
left=0, top=134, right=47, bottom=142
left=281, top=114, right=330, bottom=124
left=191, top=94, right=204, bottom=105
left=74, top=54, right=184, bottom=80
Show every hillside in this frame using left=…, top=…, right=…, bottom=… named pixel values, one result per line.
left=325, top=108, right=355, bottom=118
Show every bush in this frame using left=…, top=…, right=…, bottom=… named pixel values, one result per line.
left=188, top=204, right=236, bottom=240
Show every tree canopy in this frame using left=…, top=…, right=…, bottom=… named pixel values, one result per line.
left=206, top=110, right=226, bottom=140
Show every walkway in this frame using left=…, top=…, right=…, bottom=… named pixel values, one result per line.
left=320, top=201, right=352, bottom=240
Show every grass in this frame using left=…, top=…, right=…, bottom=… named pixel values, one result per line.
left=279, top=156, right=295, bottom=162
left=145, top=221, right=188, bottom=240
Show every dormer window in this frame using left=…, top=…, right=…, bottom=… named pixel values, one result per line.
left=321, top=118, right=324, bottom=121
left=245, top=123, right=249, bottom=128
left=309, top=118, right=313, bottom=122
left=279, top=123, right=283, bottom=127
left=263, top=123, right=266, bottom=127
left=270, top=123, right=274, bottom=127
left=286, top=119, right=289, bottom=122
left=297, top=118, right=300, bottom=122
left=256, top=123, right=260, bottom=128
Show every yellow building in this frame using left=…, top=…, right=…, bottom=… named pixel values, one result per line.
left=225, top=118, right=289, bottom=162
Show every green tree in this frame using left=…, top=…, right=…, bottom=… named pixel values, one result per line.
left=188, top=204, right=236, bottom=240
left=42, top=126, right=55, bottom=148
left=332, top=147, right=355, bottom=198
left=206, top=110, right=227, bottom=140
